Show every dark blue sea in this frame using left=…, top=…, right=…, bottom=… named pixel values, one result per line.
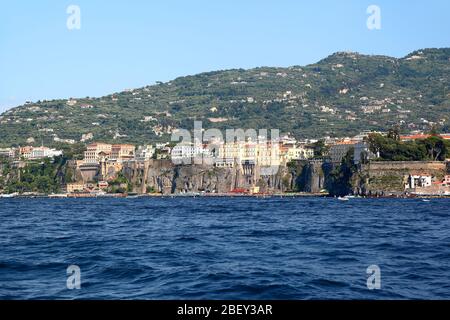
left=0, top=197, right=449, bottom=300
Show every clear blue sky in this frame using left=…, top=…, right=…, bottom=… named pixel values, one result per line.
left=1, top=0, right=449, bottom=112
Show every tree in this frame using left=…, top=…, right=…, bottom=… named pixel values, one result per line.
left=328, top=148, right=356, bottom=196
left=446, top=140, right=450, bottom=158
left=421, top=136, right=447, bottom=161
left=387, top=126, right=400, bottom=141
left=366, top=133, right=433, bottom=161
left=312, top=140, right=329, bottom=158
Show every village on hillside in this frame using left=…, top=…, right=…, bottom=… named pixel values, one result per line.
left=1, top=130, right=450, bottom=198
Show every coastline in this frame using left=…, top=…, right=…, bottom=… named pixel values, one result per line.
left=1, top=192, right=450, bottom=199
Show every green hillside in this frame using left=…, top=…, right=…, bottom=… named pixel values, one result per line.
left=0, top=48, right=449, bottom=147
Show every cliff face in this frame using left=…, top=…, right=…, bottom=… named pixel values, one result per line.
left=173, top=165, right=238, bottom=194
left=120, top=159, right=334, bottom=195
left=291, top=160, right=333, bottom=193
left=123, top=160, right=295, bottom=194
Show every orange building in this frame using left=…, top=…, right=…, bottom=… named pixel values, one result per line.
left=19, top=146, right=33, bottom=159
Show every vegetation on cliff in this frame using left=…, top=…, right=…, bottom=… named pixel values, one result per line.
left=0, top=144, right=86, bottom=194
left=327, top=149, right=357, bottom=196
left=367, top=131, right=450, bottom=161
left=108, top=172, right=133, bottom=194
left=0, top=157, right=67, bottom=194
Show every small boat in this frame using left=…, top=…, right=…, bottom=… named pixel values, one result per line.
left=126, top=195, right=140, bottom=199
left=48, top=193, right=68, bottom=198
left=422, top=199, right=431, bottom=202
left=338, top=196, right=350, bottom=201
left=178, top=192, right=201, bottom=197
left=0, top=193, right=18, bottom=198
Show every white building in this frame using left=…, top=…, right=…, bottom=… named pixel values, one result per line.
left=135, top=145, right=155, bottom=161
left=406, top=175, right=432, bottom=189
left=0, top=148, right=16, bottom=158
left=53, top=136, right=76, bottom=144
left=81, top=133, right=94, bottom=142
left=277, top=135, right=297, bottom=145
left=283, top=145, right=315, bottom=162
left=352, top=130, right=384, bottom=142
left=29, top=147, right=63, bottom=160
left=155, top=142, right=169, bottom=149
left=171, top=143, right=212, bottom=164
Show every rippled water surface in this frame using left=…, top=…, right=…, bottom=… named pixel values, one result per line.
left=0, top=197, right=449, bottom=299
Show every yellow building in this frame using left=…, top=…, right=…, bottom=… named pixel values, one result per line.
left=66, top=182, right=85, bottom=193
left=214, top=141, right=281, bottom=167
left=83, top=143, right=135, bottom=164
left=256, top=143, right=281, bottom=166
left=111, top=144, right=135, bottom=162
left=283, top=145, right=315, bottom=162
left=101, top=161, right=124, bottom=180
left=84, top=143, right=113, bottom=164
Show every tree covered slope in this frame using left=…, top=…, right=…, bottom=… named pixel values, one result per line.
left=0, top=48, right=449, bottom=147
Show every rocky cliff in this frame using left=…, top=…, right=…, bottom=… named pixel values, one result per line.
left=122, top=160, right=299, bottom=195
left=120, top=159, right=334, bottom=195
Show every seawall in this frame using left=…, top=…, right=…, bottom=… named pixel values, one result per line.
left=353, top=161, right=449, bottom=196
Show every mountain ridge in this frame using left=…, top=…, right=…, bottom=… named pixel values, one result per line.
left=1, top=47, right=449, bottom=147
